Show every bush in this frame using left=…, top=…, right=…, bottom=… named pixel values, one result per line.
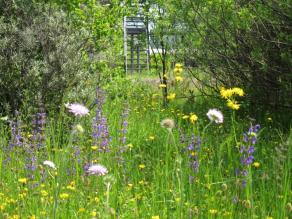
left=0, top=1, right=97, bottom=113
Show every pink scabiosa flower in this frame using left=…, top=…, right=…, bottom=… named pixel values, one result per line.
left=206, top=109, right=223, bottom=124
left=65, top=103, right=89, bottom=116
left=87, top=164, right=108, bottom=176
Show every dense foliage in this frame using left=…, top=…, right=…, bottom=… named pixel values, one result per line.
left=0, top=1, right=98, bottom=112
left=151, top=0, right=292, bottom=113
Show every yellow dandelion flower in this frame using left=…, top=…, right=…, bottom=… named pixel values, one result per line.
left=91, top=146, right=98, bottom=151
left=10, top=215, right=20, bottom=219
left=175, top=76, right=183, bottom=82
left=227, top=99, right=240, bottom=110
left=175, top=63, right=183, bottom=68
left=29, top=215, right=36, bottom=219
left=253, top=162, right=260, bottom=168
left=139, top=164, right=145, bottom=169
left=190, top=114, right=198, bottom=124
left=18, top=178, right=27, bottom=184
left=59, top=193, right=69, bottom=199
left=159, top=84, right=167, bottom=88
left=152, top=215, right=160, bottom=219
left=167, top=93, right=176, bottom=101
left=220, top=87, right=233, bottom=99
left=232, top=87, right=244, bottom=96
left=209, top=209, right=218, bottom=214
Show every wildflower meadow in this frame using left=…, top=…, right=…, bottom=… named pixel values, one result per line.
left=0, top=1, right=291, bottom=219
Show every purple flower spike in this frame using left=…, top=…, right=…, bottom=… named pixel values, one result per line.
left=236, top=124, right=261, bottom=189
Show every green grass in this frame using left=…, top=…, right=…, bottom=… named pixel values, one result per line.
left=0, top=82, right=291, bottom=219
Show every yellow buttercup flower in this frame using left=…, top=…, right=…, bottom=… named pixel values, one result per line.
left=227, top=99, right=240, bottom=110
left=139, top=164, right=145, bottom=169
left=149, top=136, right=155, bottom=140
left=253, top=162, right=260, bottom=168
left=18, top=178, right=27, bottom=184
left=167, top=93, right=176, bottom=101
left=152, top=216, right=160, bottom=219
left=91, top=146, right=98, bottom=151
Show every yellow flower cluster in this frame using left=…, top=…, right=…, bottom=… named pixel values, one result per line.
left=174, top=63, right=183, bottom=75
left=220, top=87, right=244, bottom=110
left=174, top=63, right=183, bottom=82
left=59, top=193, right=69, bottom=200
left=220, top=87, right=244, bottom=99
left=182, top=113, right=198, bottom=124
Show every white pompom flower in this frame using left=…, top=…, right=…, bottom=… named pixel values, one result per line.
left=43, top=160, right=57, bottom=170
left=206, top=109, right=224, bottom=124
left=65, top=103, right=89, bottom=117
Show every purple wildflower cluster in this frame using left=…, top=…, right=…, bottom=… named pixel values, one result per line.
left=31, top=108, right=46, bottom=149
left=180, top=130, right=201, bottom=181
left=92, top=87, right=110, bottom=153
left=3, top=109, right=47, bottom=180
left=3, top=111, right=23, bottom=165
left=26, top=109, right=47, bottom=180
left=237, top=124, right=260, bottom=185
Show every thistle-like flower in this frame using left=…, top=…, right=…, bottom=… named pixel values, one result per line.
left=87, top=164, right=108, bottom=176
